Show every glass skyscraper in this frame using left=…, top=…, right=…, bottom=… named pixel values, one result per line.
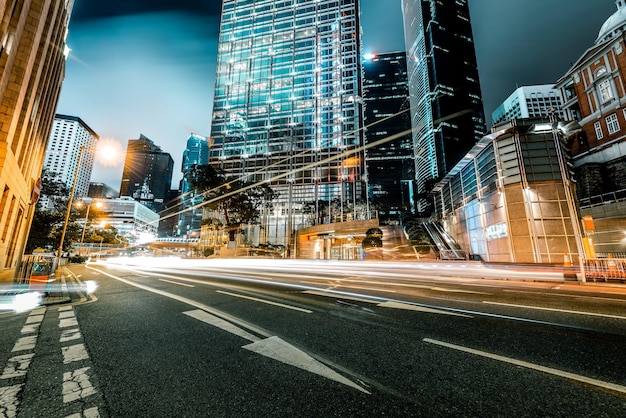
left=402, top=0, right=486, bottom=210
left=210, top=0, right=364, bottom=246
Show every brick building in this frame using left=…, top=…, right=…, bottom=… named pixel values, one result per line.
left=555, top=0, right=626, bottom=254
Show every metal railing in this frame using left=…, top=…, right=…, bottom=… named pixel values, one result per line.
left=579, top=188, right=626, bottom=208
left=584, top=257, right=626, bottom=281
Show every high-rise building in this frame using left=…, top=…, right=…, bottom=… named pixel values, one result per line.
left=40, top=115, right=99, bottom=209
left=178, top=134, right=210, bottom=236
left=0, top=1, right=74, bottom=269
left=119, top=134, right=174, bottom=214
left=401, top=0, right=486, bottom=208
left=492, top=85, right=570, bottom=125
left=88, top=182, right=119, bottom=199
left=209, top=0, right=365, bottom=246
left=362, top=52, right=414, bottom=221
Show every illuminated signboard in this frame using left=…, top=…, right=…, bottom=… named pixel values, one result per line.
left=485, top=223, right=508, bottom=241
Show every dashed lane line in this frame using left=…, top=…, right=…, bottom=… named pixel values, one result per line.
left=482, top=301, right=626, bottom=320
left=216, top=290, right=313, bottom=313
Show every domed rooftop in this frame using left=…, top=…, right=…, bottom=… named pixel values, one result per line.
left=596, top=1, right=626, bottom=44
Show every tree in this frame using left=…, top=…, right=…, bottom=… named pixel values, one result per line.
left=25, top=170, right=81, bottom=254
left=185, top=164, right=278, bottom=240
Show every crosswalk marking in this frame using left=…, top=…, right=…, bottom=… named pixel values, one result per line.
left=11, top=336, right=37, bottom=352
left=0, top=384, right=24, bottom=418
left=0, top=354, right=35, bottom=379
left=62, top=367, right=97, bottom=403
left=62, top=344, right=90, bottom=364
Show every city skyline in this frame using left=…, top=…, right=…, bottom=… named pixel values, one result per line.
left=56, top=1, right=615, bottom=189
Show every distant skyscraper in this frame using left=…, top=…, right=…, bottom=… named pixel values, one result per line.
left=401, top=0, right=486, bottom=208
left=492, top=85, right=570, bottom=125
left=1, top=1, right=74, bottom=268
left=120, top=134, right=174, bottom=214
left=210, top=0, right=364, bottom=246
left=88, top=183, right=119, bottom=199
left=41, top=115, right=99, bottom=208
left=362, top=52, right=415, bottom=221
left=179, top=134, right=210, bottom=236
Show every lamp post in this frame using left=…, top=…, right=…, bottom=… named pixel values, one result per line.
left=77, top=198, right=102, bottom=256
left=56, top=145, right=93, bottom=259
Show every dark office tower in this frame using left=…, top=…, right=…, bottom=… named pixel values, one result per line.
left=120, top=134, right=174, bottom=214
left=178, top=134, right=210, bottom=236
left=362, top=52, right=415, bottom=222
left=402, top=0, right=486, bottom=209
left=210, top=0, right=364, bottom=246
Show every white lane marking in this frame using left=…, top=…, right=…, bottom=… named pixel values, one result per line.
left=31, top=307, right=46, bottom=315
left=303, top=290, right=378, bottom=305
left=88, top=266, right=273, bottom=339
left=159, top=278, right=195, bottom=288
left=11, top=336, right=37, bottom=352
left=62, top=344, right=90, bottom=364
left=20, top=323, right=40, bottom=334
left=216, top=290, right=313, bottom=313
left=0, top=384, right=23, bottom=418
left=65, top=406, right=100, bottom=418
left=483, top=301, right=626, bottom=320
left=503, top=289, right=626, bottom=303
left=59, top=318, right=79, bottom=328
left=59, top=310, right=75, bottom=319
left=62, top=367, right=97, bottom=403
left=183, top=310, right=261, bottom=343
left=377, top=301, right=472, bottom=318
left=58, top=306, right=74, bottom=312
left=0, top=354, right=35, bottom=379
left=243, top=336, right=370, bottom=394
left=424, top=338, right=626, bottom=395
left=25, top=315, right=44, bottom=324
left=338, top=279, right=490, bottom=295
left=60, top=329, right=82, bottom=343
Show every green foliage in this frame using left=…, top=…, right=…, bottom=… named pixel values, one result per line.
left=185, top=164, right=278, bottom=238
left=26, top=170, right=81, bottom=254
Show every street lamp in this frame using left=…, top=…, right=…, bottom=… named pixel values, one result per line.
left=56, top=143, right=117, bottom=259
left=77, top=198, right=102, bottom=256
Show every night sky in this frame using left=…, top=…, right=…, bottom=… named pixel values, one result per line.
left=57, top=0, right=616, bottom=189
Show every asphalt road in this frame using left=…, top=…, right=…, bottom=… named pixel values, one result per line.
left=1, top=258, right=625, bottom=417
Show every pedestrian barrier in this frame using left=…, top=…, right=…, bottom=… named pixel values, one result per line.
left=584, top=255, right=626, bottom=281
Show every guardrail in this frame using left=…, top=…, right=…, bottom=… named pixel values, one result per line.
left=584, top=257, right=626, bottom=281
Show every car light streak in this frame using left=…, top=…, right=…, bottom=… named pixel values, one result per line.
left=424, top=338, right=626, bottom=396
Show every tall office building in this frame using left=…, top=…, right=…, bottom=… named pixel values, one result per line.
left=362, top=52, right=414, bottom=221
left=0, top=1, right=74, bottom=269
left=178, top=134, right=210, bottom=236
left=41, top=115, right=99, bottom=209
left=401, top=0, right=486, bottom=208
left=210, top=0, right=364, bottom=246
left=119, top=134, right=174, bottom=214
left=492, top=85, right=570, bottom=125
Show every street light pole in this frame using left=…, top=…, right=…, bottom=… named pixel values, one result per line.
left=57, top=145, right=89, bottom=259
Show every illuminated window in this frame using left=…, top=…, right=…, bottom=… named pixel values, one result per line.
left=598, top=79, right=614, bottom=103
left=606, top=113, right=620, bottom=134
left=594, top=121, right=603, bottom=140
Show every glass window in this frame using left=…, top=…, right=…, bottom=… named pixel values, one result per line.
left=606, top=113, right=620, bottom=135
left=594, top=121, right=603, bottom=140
left=598, top=79, right=614, bottom=103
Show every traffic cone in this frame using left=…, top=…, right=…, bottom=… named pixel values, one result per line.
left=563, top=253, right=571, bottom=268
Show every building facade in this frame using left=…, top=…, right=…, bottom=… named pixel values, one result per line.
left=90, top=197, right=159, bottom=245
left=492, top=85, right=570, bottom=125
left=362, top=52, right=415, bottom=222
left=209, top=0, right=366, bottom=248
left=178, top=134, right=210, bottom=236
left=401, top=0, right=486, bottom=208
left=88, top=182, right=119, bottom=199
left=554, top=0, right=626, bottom=254
left=40, top=114, right=99, bottom=208
left=432, top=118, right=582, bottom=264
left=119, top=134, right=174, bottom=214
left=0, top=0, right=74, bottom=270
